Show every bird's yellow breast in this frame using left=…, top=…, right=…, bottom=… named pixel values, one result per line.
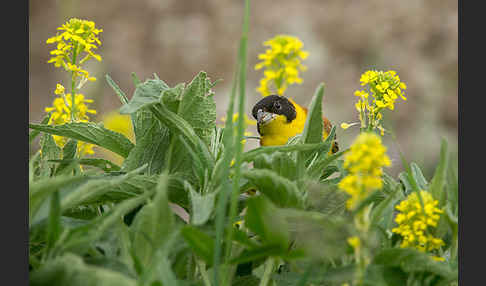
left=259, top=98, right=329, bottom=146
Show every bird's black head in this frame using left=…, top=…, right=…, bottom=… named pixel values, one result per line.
left=251, top=95, right=297, bottom=124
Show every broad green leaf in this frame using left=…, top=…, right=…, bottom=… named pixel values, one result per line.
left=281, top=209, right=351, bottom=260
left=177, top=71, right=217, bottom=146
left=241, top=169, right=303, bottom=208
left=29, top=174, right=88, bottom=226
left=161, top=83, right=184, bottom=113
left=29, top=113, right=50, bottom=145
left=119, top=77, right=169, bottom=114
left=29, top=253, right=137, bottom=286
left=252, top=152, right=297, bottom=181
left=187, top=182, right=217, bottom=225
left=245, top=196, right=289, bottom=249
left=429, top=139, right=449, bottom=206
left=181, top=225, right=215, bottom=265
left=29, top=122, right=134, bottom=158
left=373, top=248, right=457, bottom=282
left=229, top=244, right=284, bottom=265
left=305, top=182, right=346, bottom=216
left=49, top=158, right=121, bottom=172
left=149, top=103, right=214, bottom=175
left=122, top=111, right=170, bottom=174
left=59, top=189, right=154, bottom=253
left=131, top=172, right=174, bottom=268
left=242, top=142, right=329, bottom=163
left=60, top=165, right=149, bottom=212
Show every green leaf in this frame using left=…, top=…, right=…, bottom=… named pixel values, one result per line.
left=119, top=77, right=169, bottom=114
left=410, top=162, right=428, bottom=190
left=55, top=139, right=78, bottom=175
left=306, top=147, right=347, bottom=180
left=30, top=113, right=51, bottom=145
left=29, top=122, right=134, bottom=158
left=300, top=83, right=325, bottom=145
left=130, top=172, right=174, bottom=268
left=60, top=165, right=149, bottom=212
left=429, top=139, right=449, bottom=206
left=177, top=71, right=217, bottom=146
left=39, top=133, right=61, bottom=178
left=241, top=169, right=303, bottom=208
left=29, top=174, right=89, bottom=227
left=281, top=209, right=351, bottom=260
left=122, top=110, right=171, bottom=174
left=187, top=183, right=217, bottom=225
left=252, top=152, right=297, bottom=181
left=30, top=253, right=137, bottom=286
left=149, top=103, right=214, bottom=175
left=181, top=226, right=215, bottom=265
left=245, top=196, right=289, bottom=249
left=45, top=190, right=62, bottom=259
left=50, top=158, right=121, bottom=172
left=60, top=189, right=154, bottom=253
left=373, top=248, right=457, bottom=282
left=229, top=244, right=283, bottom=265
left=105, top=74, right=129, bottom=105
left=242, top=142, right=330, bottom=163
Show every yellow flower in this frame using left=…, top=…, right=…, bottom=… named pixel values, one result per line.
left=353, top=70, right=407, bottom=134
left=46, top=18, right=102, bottom=80
left=255, top=35, right=308, bottom=96
left=347, top=236, right=361, bottom=249
left=392, top=190, right=444, bottom=253
left=54, top=83, right=65, bottom=95
left=338, top=132, right=391, bottom=210
left=340, top=122, right=359, bottom=130
left=44, top=91, right=97, bottom=156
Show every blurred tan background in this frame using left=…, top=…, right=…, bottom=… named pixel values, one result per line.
left=29, top=0, right=457, bottom=178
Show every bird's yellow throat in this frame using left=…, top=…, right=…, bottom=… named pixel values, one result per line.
left=259, top=98, right=308, bottom=146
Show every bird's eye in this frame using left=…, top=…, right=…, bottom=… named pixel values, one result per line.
left=274, top=102, right=282, bottom=110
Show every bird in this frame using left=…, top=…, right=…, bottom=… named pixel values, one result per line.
left=251, top=94, right=338, bottom=152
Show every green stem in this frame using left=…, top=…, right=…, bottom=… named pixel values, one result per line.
left=70, top=42, right=79, bottom=122
left=196, top=259, right=212, bottom=286
left=224, top=0, right=249, bottom=274
left=259, top=258, right=275, bottom=286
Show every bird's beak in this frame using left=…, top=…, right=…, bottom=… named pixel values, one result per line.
left=257, top=109, right=276, bottom=125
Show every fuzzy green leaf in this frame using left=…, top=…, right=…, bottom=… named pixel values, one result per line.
left=119, top=77, right=169, bottom=114
left=130, top=173, right=174, bottom=268
left=245, top=196, right=289, bottom=249
left=30, top=253, right=137, bottom=286
left=29, top=122, right=134, bottom=158
left=181, top=226, right=215, bottom=265
left=242, top=169, right=303, bottom=208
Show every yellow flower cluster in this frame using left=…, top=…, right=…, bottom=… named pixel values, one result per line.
left=44, top=84, right=97, bottom=156
left=342, top=70, right=407, bottom=135
left=255, top=35, right=309, bottom=97
left=392, top=190, right=445, bottom=253
left=46, top=18, right=102, bottom=82
left=338, top=132, right=391, bottom=210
